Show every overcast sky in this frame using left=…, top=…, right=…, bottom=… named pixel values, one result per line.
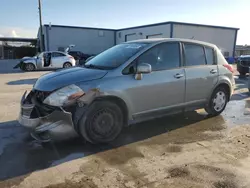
left=0, top=0, right=249, bottom=45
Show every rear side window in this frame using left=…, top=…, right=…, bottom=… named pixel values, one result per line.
left=205, top=47, right=215, bottom=65
left=137, top=42, right=180, bottom=71
left=184, top=44, right=206, bottom=66
left=52, top=52, right=66, bottom=57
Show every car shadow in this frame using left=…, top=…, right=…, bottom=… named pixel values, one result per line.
left=0, top=111, right=220, bottom=181
left=6, top=78, right=37, bottom=85
left=0, top=69, right=26, bottom=74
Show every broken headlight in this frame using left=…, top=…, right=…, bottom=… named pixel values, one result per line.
left=43, top=84, right=84, bottom=106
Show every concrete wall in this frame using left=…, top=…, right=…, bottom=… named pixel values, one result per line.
left=45, top=26, right=116, bottom=55
left=172, top=24, right=236, bottom=56
left=116, top=24, right=171, bottom=44
left=0, top=60, right=21, bottom=73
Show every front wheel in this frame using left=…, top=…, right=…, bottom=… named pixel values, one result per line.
left=205, top=86, right=229, bottom=116
left=24, top=63, right=35, bottom=71
left=78, top=101, right=124, bottom=144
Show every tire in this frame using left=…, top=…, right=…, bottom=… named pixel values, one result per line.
left=24, top=63, right=35, bottom=71
left=63, top=62, right=72, bottom=68
left=77, top=101, right=124, bottom=144
left=239, top=72, right=246, bottom=76
left=205, top=86, right=229, bottom=116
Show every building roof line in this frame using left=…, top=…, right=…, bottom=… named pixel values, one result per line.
left=44, top=21, right=239, bottom=31
left=117, top=21, right=240, bottom=31
left=0, top=37, right=37, bottom=42
left=43, top=24, right=116, bottom=31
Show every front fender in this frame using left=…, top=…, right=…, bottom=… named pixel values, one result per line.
left=76, top=87, right=133, bottom=120
left=22, top=60, right=37, bottom=68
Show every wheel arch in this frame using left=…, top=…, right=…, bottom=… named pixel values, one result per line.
left=210, top=81, right=232, bottom=102
left=23, top=61, right=37, bottom=68
left=63, top=61, right=72, bottom=67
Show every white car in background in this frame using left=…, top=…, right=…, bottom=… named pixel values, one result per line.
left=14, top=51, right=76, bottom=71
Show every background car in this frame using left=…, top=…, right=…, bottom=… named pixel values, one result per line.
left=14, top=51, right=76, bottom=71
left=68, top=51, right=93, bottom=65
left=237, top=55, right=250, bottom=76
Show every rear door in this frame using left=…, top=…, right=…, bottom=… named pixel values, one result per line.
left=183, top=43, right=218, bottom=106
left=51, top=52, right=67, bottom=68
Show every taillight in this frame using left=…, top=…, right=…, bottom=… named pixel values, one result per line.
left=223, top=64, right=234, bottom=73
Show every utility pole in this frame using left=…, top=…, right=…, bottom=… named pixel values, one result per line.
left=38, top=0, right=44, bottom=51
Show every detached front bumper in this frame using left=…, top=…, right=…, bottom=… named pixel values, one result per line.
left=18, top=91, right=78, bottom=142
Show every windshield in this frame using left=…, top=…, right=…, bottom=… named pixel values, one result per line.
left=85, top=43, right=149, bottom=69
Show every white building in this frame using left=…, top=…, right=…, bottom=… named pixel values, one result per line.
left=38, top=21, right=239, bottom=57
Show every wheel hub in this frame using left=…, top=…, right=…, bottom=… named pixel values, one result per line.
left=213, top=91, right=226, bottom=112
left=92, top=110, right=114, bottom=136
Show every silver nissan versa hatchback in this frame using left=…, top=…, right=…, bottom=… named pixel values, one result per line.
left=18, top=38, right=235, bottom=143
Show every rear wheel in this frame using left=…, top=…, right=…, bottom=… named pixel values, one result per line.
left=24, top=63, right=35, bottom=71
left=78, top=101, right=123, bottom=144
left=63, top=62, right=72, bottom=68
left=205, top=86, right=229, bottom=116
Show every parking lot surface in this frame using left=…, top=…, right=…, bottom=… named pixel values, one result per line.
left=1, top=64, right=250, bottom=187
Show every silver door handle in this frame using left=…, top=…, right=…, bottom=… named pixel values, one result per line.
left=210, top=69, right=217, bottom=74
left=174, top=73, right=184, bottom=79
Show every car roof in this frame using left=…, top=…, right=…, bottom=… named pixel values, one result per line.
left=240, top=55, right=250, bottom=58
left=44, top=51, right=68, bottom=54
left=125, top=38, right=217, bottom=48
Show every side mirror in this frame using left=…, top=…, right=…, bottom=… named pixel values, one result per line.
left=134, top=63, right=152, bottom=80
left=137, top=63, right=152, bottom=74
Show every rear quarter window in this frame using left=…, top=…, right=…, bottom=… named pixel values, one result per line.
left=205, top=47, right=216, bottom=65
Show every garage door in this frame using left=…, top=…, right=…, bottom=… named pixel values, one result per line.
left=146, top=34, right=163, bottom=39
left=125, top=33, right=139, bottom=42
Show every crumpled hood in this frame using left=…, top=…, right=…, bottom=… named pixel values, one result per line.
left=22, top=56, right=36, bottom=61
left=34, top=67, right=108, bottom=91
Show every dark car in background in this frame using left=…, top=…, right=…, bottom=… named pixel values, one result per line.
left=68, top=51, right=93, bottom=65
left=237, top=55, right=250, bottom=75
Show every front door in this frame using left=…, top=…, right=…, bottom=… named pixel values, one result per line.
left=36, top=53, right=45, bottom=69
left=183, top=43, right=218, bottom=106
left=123, top=42, right=186, bottom=119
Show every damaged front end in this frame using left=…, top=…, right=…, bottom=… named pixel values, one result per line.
left=18, top=90, right=79, bottom=142
left=13, top=61, right=24, bottom=69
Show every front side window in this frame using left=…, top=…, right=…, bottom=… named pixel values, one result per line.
left=85, top=43, right=149, bottom=70
left=205, top=47, right=215, bottom=65
left=137, top=42, right=180, bottom=71
left=184, top=44, right=206, bottom=66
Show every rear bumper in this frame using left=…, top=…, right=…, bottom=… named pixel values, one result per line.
left=18, top=91, right=78, bottom=142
